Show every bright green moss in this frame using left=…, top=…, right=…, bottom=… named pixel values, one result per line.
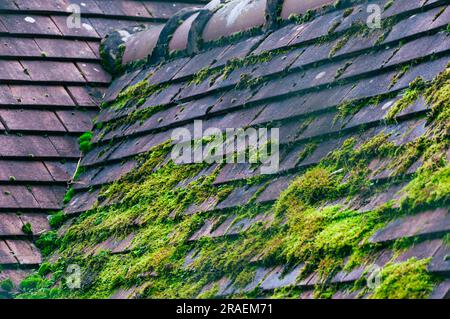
left=276, top=167, right=339, bottom=208
left=233, top=267, right=256, bottom=289
left=19, top=275, right=48, bottom=292
left=36, top=231, right=59, bottom=257
left=14, top=62, right=450, bottom=299
left=78, top=132, right=93, bottom=153
left=49, top=211, right=66, bottom=229
left=400, top=165, right=450, bottom=211
left=22, top=223, right=33, bottom=235
left=63, top=188, right=75, bottom=204
left=37, top=263, right=52, bottom=277
left=385, top=77, right=426, bottom=121
left=370, top=258, right=435, bottom=299
left=1, top=279, right=14, bottom=292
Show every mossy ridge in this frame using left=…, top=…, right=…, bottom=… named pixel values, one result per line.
left=97, top=7, right=444, bottom=139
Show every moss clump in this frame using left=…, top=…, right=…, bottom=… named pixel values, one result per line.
left=329, top=35, right=349, bottom=58
left=233, top=267, right=256, bottom=289
left=399, top=165, right=450, bottom=211
left=19, top=274, right=48, bottom=292
left=288, top=10, right=315, bottom=25
left=1, top=279, right=14, bottom=292
left=16, top=62, right=450, bottom=299
left=22, top=223, right=33, bottom=235
left=63, top=187, right=75, bottom=205
left=49, top=211, right=66, bottom=229
left=371, top=258, right=435, bottom=299
left=36, top=231, right=59, bottom=257
left=297, top=143, right=317, bottom=163
left=385, top=77, right=426, bottom=121
left=63, top=187, right=75, bottom=204
left=78, top=132, right=93, bottom=153
left=38, top=263, right=53, bottom=277
left=277, top=167, right=338, bottom=207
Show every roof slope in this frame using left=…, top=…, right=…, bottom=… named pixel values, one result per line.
left=4, top=0, right=450, bottom=299
left=0, top=0, right=206, bottom=298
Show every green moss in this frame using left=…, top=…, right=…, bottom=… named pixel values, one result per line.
left=16, top=62, right=450, bottom=299
left=22, top=223, right=33, bottom=235
left=78, top=132, right=93, bottom=153
left=49, top=211, right=66, bottom=229
left=19, top=275, right=49, bottom=292
left=36, top=231, right=59, bottom=257
left=288, top=10, right=315, bottom=25
left=385, top=77, right=426, bottom=121
left=389, top=65, right=411, bottom=89
left=343, top=8, right=353, bottom=18
left=329, top=34, right=350, bottom=58
left=1, top=279, right=14, bottom=292
left=400, top=165, right=450, bottom=211
left=297, top=143, right=317, bottom=163
left=276, top=167, right=339, bottom=208
left=371, top=258, right=435, bottom=299
left=335, top=96, right=376, bottom=121
left=38, top=263, right=52, bottom=277
left=335, top=61, right=352, bottom=79
left=233, top=267, right=256, bottom=289
left=63, top=188, right=75, bottom=205
left=384, top=0, right=394, bottom=11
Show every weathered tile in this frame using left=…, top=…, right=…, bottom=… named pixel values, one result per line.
left=9, top=85, right=75, bottom=106
left=370, top=208, right=450, bottom=243
left=21, top=61, right=85, bottom=82
left=44, top=160, right=77, bottom=181
left=215, top=184, right=261, bottom=210
left=48, top=135, right=81, bottom=157
left=0, top=213, right=24, bottom=236
left=0, top=14, right=61, bottom=35
left=6, top=239, right=41, bottom=265
left=0, top=109, right=66, bottom=132
left=259, top=264, right=304, bottom=290
left=65, top=189, right=100, bottom=214
left=0, top=60, right=29, bottom=81
left=428, top=243, right=450, bottom=274
left=0, top=37, right=42, bottom=57
left=76, top=62, right=112, bottom=83
left=19, top=213, right=50, bottom=235
left=0, top=240, right=17, bottom=265
left=429, top=279, right=450, bottom=299
left=56, top=110, right=96, bottom=132
left=50, top=15, right=99, bottom=38
left=0, top=134, right=59, bottom=158
left=0, top=160, right=53, bottom=182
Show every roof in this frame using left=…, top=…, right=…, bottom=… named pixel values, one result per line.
left=0, top=0, right=207, bottom=297
left=1, top=0, right=450, bottom=299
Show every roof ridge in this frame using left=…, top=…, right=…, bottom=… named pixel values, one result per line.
left=99, top=0, right=367, bottom=76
